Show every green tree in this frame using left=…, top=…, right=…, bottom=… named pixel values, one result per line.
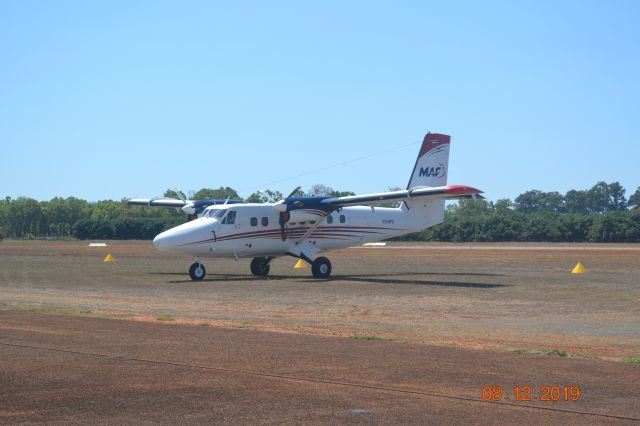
left=493, top=198, right=514, bottom=212
left=5, top=197, right=42, bottom=238
left=246, top=190, right=284, bottom=203
left=628, top=186, right=640, bottom=209
left=565, top=189, right=590, bottom=214
left=588, top=181, right=627, bottom=213
left=308, top=184, right=332, bottom=195
left=607, top=182, right=627, bottom=211
left=192, top=187, right=241, bottom=201
left=0, top=198, right=7, bottom=239
left=163, top=189, right=187, bottom=200
left=515, top=190, right=564, bottom=212
left=587, top=211, right=640, bottom=242
left=448, top=199, right=493, bottom=216
left=44, top=197, right=91, bottom=237
left=90, top=200, right=127, bottom=221
left=307, top=184, right=354, bottom=197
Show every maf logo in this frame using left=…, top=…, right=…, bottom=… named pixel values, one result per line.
left=419, top=163, right=445, bottom=178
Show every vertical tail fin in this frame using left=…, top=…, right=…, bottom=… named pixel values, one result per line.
left=404, top=132, right=451, bottom=229
left=407, top=133, right=450, bottom=189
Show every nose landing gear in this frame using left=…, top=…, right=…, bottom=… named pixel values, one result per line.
left=189, top=261, right=206, bottom=281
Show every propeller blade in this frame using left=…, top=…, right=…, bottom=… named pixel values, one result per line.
left=172, top=188, right=187, bottom=202
left=285, top=186, right=302, bottom=200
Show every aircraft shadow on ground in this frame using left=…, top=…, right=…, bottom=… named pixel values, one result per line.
left=325, top=275, right=507, bottom=288
left=156, top=273, right=261, bottom=284
left=157, top=271, right=507, bottom=288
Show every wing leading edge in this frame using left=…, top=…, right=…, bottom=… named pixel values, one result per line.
left=128, top=198, right=187, bottom=208
left=320, top=185, right=484, bottom=208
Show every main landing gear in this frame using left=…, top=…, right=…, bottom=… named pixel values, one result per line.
left=250, top=257, right=271, bottom=277
left=311, top=257, right=332, bottom=279
left=248, top=256, right=332, bottom=279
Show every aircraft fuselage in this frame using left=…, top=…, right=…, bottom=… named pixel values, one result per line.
left=153, top=204, right=421, bottom=258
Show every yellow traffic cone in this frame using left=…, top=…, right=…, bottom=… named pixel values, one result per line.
left=294, top=259, right=307, bottom=269
left=104, top=254, right=114, bottom=263
left=571, top=262, right=585, bottom=274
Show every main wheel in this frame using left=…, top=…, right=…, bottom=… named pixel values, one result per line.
left=311, top=257, right=332, bottom=279
left=250, top=257, right=271, bottom=277
left=189, top=262, right=206, bottom=281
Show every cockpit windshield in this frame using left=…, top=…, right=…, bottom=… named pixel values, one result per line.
left=205, top=208, right=227, bottom=219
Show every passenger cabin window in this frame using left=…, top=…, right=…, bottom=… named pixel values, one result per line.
left=339, top=214, right=346, bottom=224
left=309, top=220, right=316, bottom=225
left=261, top=217, right=269, bottom=226
left=222, top=210, right=236, bottom=225
left=250, top=217, right=258, bottom=226
left=327, top=215, right=333, bottom=224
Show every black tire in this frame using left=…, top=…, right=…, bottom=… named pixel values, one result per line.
left=311, top=257, right=332, bottom=279
left=189, top=262, right=206, bottom=281
left=250, top=257, right=270, bottom=277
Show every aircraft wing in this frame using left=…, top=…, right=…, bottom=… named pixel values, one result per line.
left=127, top=198, right=187, bottom=208
left=320, top=185, right=484, bottom=207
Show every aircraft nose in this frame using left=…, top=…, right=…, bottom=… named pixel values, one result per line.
left=152, top=220, right=207, bottom=252
left=153, top=230, right=174, bottom=251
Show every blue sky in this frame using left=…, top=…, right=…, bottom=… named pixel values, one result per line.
left=1, top=1, right=639, bottom=202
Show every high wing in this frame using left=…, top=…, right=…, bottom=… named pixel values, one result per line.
left=320, top=185, right=484, bottom=208
left=128, top=198, right=187, bottom=208
left=128, top=198, right=243, bottom=217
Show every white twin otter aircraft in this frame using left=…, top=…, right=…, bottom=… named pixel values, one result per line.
left=129, top=132, right=483, bottom=280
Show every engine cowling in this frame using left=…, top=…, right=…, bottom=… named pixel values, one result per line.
left=287, top=209, right=327, bottom=223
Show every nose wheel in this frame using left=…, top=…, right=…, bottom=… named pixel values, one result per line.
left=189, top=262, right=206, bottom=281
left=311, top=257, right=332, bottom=279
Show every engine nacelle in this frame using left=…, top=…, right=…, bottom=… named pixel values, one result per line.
left=288, top=209, right=327, bottom=223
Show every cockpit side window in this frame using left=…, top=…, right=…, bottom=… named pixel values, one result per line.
left=222, top=210, right=236, bottom=225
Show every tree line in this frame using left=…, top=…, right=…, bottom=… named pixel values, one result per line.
left=1, top=182, right=639, bottom=242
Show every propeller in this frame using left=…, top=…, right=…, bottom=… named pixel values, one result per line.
left=172, top=188, right=187, bottom=202
left=274, top=186, right=301, bottom=241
